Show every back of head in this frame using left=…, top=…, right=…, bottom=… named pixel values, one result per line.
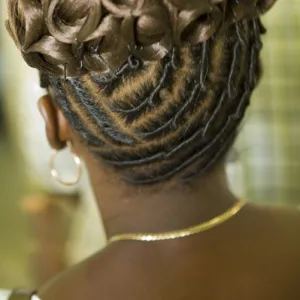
left=6, top=0, right=276, bottom=185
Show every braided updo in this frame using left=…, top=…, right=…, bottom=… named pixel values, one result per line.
left=6, top=0, right=276, bottom=184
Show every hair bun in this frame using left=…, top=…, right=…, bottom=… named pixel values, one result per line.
left=6, top=0, right=276, bottom=77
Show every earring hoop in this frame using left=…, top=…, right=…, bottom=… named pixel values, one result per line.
left=50, top=141, right=82, bottom=186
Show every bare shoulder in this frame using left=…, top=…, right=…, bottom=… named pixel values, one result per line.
left=37, top=244, right=147, bottom=300
left=226, top=202, right=300, bottom=298
left=246, top=202, right=300, bottom=232
left=37, top=246, right=124, bottom=300
left=242, top=202, right=300, bottom=274
left=241, top=202, right=300, bottom=247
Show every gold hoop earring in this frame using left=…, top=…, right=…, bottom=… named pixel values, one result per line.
left=50, top=141, right=82, bottom=186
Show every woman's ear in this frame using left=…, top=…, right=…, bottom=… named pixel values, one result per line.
left=38, top=94, right=70, bottom=150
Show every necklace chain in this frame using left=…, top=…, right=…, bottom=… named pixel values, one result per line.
left=108, top=200, right=246, bottom=243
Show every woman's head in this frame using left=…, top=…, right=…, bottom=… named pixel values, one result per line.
left=6, top=0, right=276, bottom=186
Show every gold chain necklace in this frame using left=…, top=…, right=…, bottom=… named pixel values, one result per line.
left=108, top=200, right=246, bottom=243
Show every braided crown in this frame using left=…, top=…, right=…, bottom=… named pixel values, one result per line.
left=6, top=0, right=276, bottom=76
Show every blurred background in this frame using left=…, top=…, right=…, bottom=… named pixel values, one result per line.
left=0, top=0, right=299, bottom=290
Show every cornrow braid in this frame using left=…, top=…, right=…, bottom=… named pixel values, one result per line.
left=48, top=18, right=264, bottom=185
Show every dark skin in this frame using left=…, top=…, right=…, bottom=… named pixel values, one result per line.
left=37, top=94, right=300, bottom=300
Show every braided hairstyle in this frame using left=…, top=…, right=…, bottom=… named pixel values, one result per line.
left=6, top=0, right=276, bottom=185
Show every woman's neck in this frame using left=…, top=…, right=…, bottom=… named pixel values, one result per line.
left=86, top=163, right=238, bottom=239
